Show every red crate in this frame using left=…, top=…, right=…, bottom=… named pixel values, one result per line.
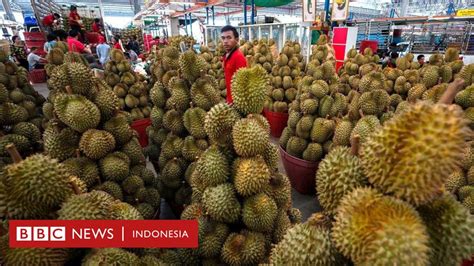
left=29, top=69, right=46, bottom=83
left=23, top=32, right=46, bottom=41
left=263, top=109, right=289, bottom=138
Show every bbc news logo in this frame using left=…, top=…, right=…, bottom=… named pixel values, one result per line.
left=16, top=226, right=66, bottom=241
left=9, top=220, right=198, bottom=248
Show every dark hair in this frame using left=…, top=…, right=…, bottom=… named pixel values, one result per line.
left=94, top=18, right=100, bottom=23
left=54, top=29, right=68, bottom=41
left=113, top=35, right=120, bottom=42
left=53, top=13, right=60, bottom=19
left=221, top=25, right=239, bottom=39
left=70, top=5, right=77, bottom=11
left=390, top=52, right=399, bottom=59
left=30, top=47, right=38, bottom=51
left=69, top=29, right=79, bottom=37
left=47, top=33, right=56, bottom=42
left=124, top=44, right=131, bottom=50
left=417, top=54, right=424, bottom=60
left=12, top=35, right=19, bottom=42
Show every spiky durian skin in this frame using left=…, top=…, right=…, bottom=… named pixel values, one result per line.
left=221, top=231, right=267, bottom=266
left=57, top=191, right=116, bottom=220
left=270, top=223, right=339, bottom=266
left=202, top=183, right=241, bottom=223
left=417, top=194, right=474, bottom=266
left=82, top=248, right=140, bottom=265
left=6, top=154, right=73, bottom=211
left=231, top=65, right=269, bottom=116
left=316, top=147, right=367, bottom=215
left=194, top=145, right=229, bottom=189
left=204, top=103, right=241, bottom=146
left=360, top=102, right=470, bottom=206
left=197, top=218, right=230, bottom=258
left=79, top=129, right=116, bottom=160
left=242, top=193, right=278, bottom=233
left=232, top=118, right=269, bottom=157
left=110, top=202, right=143, bottom=220
left=4, top=247, right=69, bottom=265
left=103, top=116, right=133, bottom=146
left=53, top=94, right=101, bottom=133
left=332, top=188, right=429, bottom=265
left=183, top=107, right=207, bottom=139
left=234, top=156, right=270, bottom=197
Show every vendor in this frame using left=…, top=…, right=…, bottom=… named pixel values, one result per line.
left=221, top=25, right=247, bottom=104
left=68, top=5, right=85, bottom=42
left=42, top=13, right=60, bottom=34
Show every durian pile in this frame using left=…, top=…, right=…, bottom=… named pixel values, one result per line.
left=204, top=42, right=227, bottom=98
left=264, top=41, right=304, bottom=113
left=169, top=35, right=196, bottom=49
left=0, top=144, right=159, bottom=265
left=269, top=81, right=474, bottom=265
left=104, top=48, right=152, bottom=121
left=250, top=39, right=275, bottom=73
left=239, top=40, right=255, bottom=62
left=43, top=60, right=160, bottom=220
left=44, top=41, right=89, bottom=78
left=179, top=64, right=301, bottom=264
left=113, top=27, right=144, bottom=47
left=147, top=48, right=223, bottom=215
left=0, top=51, right=47, bottom=164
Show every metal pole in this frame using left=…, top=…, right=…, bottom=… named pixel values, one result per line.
left=212, top=6, right=215, bottom=25
left=324, top=0, right=330, bottom=22
left=244, top=0, right=247, bottom=25
left=251, top=0, right=255, bottom=24
left=2, top=0, right=15, bottom=22
left=206, top=7, right=209, bottom=25
left=184, top=7, right=188, bottom=36
left=133, top=0, right=140, bottom=15
left=189, top=5, right=193, bottom=37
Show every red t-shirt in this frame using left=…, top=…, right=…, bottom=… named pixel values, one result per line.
left=69, top=11, right=81, bottom=27
left=223, top=47, right=247, bottom=104
left=92, top=22, right=100, bottom=33
left=43, top=14, right=54, bottom=27
left=67, top=37, right=85, bottom=53
left=113, top=42, right=122, bottom=50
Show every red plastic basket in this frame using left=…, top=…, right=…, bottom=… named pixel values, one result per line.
left=131, top=118, right=152, bottom=148
left=360, top=40, right=378, bottom=54
left=29, top=69, right=46, bottom=83
left=263, top=109, right=289, bottom=138
left=279, top=145, right=318, bottom=195
left=23, top=32, right=46, bottom=41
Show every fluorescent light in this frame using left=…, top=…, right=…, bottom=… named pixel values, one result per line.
left=169, top=1, right=196, bottom=6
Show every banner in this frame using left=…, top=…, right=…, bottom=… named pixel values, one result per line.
left=302, top=0, right=317, bottom=22
left=331, top=0, right=350, bottom=21
left=9, top=220, right=198, bottom=248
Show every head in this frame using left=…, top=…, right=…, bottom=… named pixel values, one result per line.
left=98, top=35, right=105, bottom=44
left=53, top=13, right=60, bottom=19
left=69, top=30, right=79, bottom=39
left=70, top=5, right=77, bottom=12
left=132, top=35, right=137, bottom=41
left=30, top=47, right=38, bottom=54
left=47, top=33, right=56, bottom=42
left=417, top=54, right=425, bottom=64
left=113, top=36, right=120, bottom=44
left=124, top=44, right=131, bottom=51
left=12, top=35, right=20, bottom=44
left=221, top=25, right=239, bottom=52
left=390, top=52, right=399, bottom=59
left=54, top=29, right=68, bottom=41
left=94, top=18, right=100, bottom=23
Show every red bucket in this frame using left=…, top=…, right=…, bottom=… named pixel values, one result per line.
left=461, top=256, right=474, bottom=266
left=264, top=109, right=289, bottom=138
left=279, top=145, right=318, bottom=195
left=131, top=118, right=152, bottom=148
left=29, top=69, right=46, bottom=83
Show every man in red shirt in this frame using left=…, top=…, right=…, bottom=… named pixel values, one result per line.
left=67, top=30, right=91, bottom=54
left=221, top=25, right=247, bottom=104
left=69, top=5, right=85, bottom=42
left=42, top=13, right=60, bottom=34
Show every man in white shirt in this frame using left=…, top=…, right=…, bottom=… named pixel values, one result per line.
left=96, top=36, right=110, bottom=66
left=27, top=47, right=46, bottom=71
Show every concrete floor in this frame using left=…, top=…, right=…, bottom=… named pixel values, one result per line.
left=33, top=82, right=320, bottom=222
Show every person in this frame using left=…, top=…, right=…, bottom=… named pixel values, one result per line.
left=67, top=29, right=91, bottom=54
left=68, top=5, right=85, bottom=42
left=128, top=36, right=140, bottom=55
left=221, top=25, right=247, bottom=104
left=43, top=33, right=57, bottom=53
left=53, top=29, right=68, bottom=41
left=27, top=47, right=47, bottom=70
left=386, top=51, right=398, bottom=68
left=42, top=13, right=60, bottom=34
left=124, top=44, right=138, bottom=64
left=92, top=18, right=104, bottom=36
left=417, top=54, right=425, bottom=67
left=96, top=35, right=110, bottom=66
left=11, top=36, right=28, bottom=70
left=112, top=35, right=123, bottom=51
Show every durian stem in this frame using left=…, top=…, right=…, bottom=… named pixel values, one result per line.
left=65, top=86, right=73, bottom=95
left=350, top=135, right=360, bottom=156
left=359, top=109, right=364, bottom=118
left=152, top=208, right=160, bottom=219
left=70, top=180, right=81, bottom=195
left=75, top=149, right=81, bottom=158
left=6, top=144, right=22, bottom=163
left=439, top=78, right=465, bottom=104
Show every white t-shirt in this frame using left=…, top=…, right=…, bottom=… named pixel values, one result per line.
left=27, top=52, right=41, bottom=70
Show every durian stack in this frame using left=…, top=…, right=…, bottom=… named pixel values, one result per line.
left=0, top=144, right=155, bottom=264
left=239, top=40, right=255, bottom=64
left=104, top=48, right=152, bottom=121
left=270, top=81, right=474, bottom=265
left=82, top=17, right=94, bottom=32
left=44, top=42, right=89, bottom=78
left=43, top=60, right=160, bottom=220
left=0, top=50, right=47, bottom=164
left=148, top=49, right=223, bottom=215
left=264, top=40, right=304, bottom=113
left=251, top=39, right=275, bottom=73
left=180, top=64, right=301, bottom=264
left=168, top=35, right=195, bottom=49
left=206, top=42, right=226, bottom=98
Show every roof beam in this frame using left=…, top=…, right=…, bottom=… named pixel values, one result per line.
left=171, top=0, right=225, bottom=17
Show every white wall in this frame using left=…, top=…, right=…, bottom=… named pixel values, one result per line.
left=103, top=16, right=132, bottom=29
